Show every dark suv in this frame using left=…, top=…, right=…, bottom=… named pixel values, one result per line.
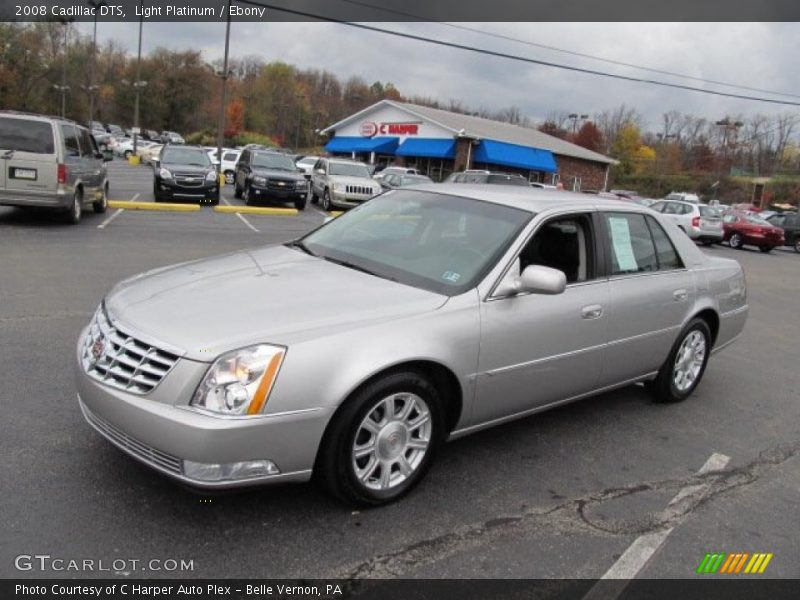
left=767, top=212, right=800, bottom=253
left=444, top=170, right=530, bottom=186
left=153, top=145, right=219, bottom=204
left=233, top=149, right=308, bottom=210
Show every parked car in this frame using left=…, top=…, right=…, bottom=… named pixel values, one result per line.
left=160, top=131, right=185, bottom=145
left=75, top=186, right=748, bottom=505
left=445, top=170, right=530, bottom=186
left=0, top=110, right=111, bottom=223
left=153, top=145, right=219, bottom=205
left=233, top=149, right=308, bottom=210
left=295, top=155, right=320, bottom=180
left=114, top=138, right=149, bottom=159
left=205, top=148, right=241, bottom=184
left=134, top=141, right=158, bottom=160
left=766, top=212, right=800, bottom=253
left=91, top=128, right=112, bottom=151
left=664, top=192, right=700, bottom=203
left=379, top=173, right=434, bottom=189
left=106, top=123, right=126, bottom=137
left=721, top=212, right=784, bottom=252
left=310, top=157, right=381, bottom=210
left=531, top=182, right=557, bottom=190
left=142, top=129, right=160, bottom=141
left=649, top=200, right=724, bottom=245
left=141, top=143, right=163, bottom=166
left=373, top=166, right=422, bottom=182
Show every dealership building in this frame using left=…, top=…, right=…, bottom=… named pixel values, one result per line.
left=321, top=100, right=616, bottom=190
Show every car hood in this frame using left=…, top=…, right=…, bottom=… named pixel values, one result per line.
left=251, top=168, right=305, bottom=180
left=105, top=245, right=447, bottom=361
left=160, top=163, right=209, bottom=174
left=329, top=175, right=379, bottom=188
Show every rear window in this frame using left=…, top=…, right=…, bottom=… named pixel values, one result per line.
left=486, top=174, right=529, bottom=186
left=698, top=205, right=721, bottom=217
left=0, top=117, right=55, bottom=154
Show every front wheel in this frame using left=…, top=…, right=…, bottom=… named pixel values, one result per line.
left=124, top=150, right=132, bottom=159
left=647, top=318, right=712, bottom=403
left=794, top=239, right=800, bottom=253
left=93, top=185, right=108, bottom=214
left=234, top=181, right=243, bottom=199
left=224, top=171, right=235, bottom=185
left=729, top=233, right=744, bottom=249
left=244, top=185, right=255, bottom=206
left=294, top=197, right=306, bottom=211
left=315, top=372, right=444, bottom=506
left=321, top=189, right=332, bottom=211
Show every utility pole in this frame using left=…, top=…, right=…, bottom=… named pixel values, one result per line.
left=216, top=0, right=232, bottom=175
left=53, top=20, right=72, bottom=118
left=86, top=0, right=106, bottom=127
left=132, top=0, right=145, bottom=156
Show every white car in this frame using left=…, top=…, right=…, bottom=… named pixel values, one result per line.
left=649, top=200, right=724, bottom=245
left=206, top=148, right=242, bottom=184
left=373, top=166, right=421, bottom=182
left=310, top=158, right=381, bottom=211
left=114, top=138, right=153, bottom=159
left=295, top=155, right=320, bottom=179
left=664, top=192, right=700, bottom=203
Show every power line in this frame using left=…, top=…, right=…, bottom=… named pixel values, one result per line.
left=237, top=0, right=800, bottom=107
left=338, top=0, right=800, bottom=101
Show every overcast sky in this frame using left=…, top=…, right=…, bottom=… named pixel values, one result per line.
left=77, top=21, right=800, bottom=130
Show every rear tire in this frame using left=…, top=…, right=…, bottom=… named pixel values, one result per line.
left=92, top=185, right=108, bottom=214
left=224, top=171, right=234, bottom=185
left=124, top=150, right=132, bottom=159
left=234, top=182, right=243, bottom=199
left=729, top=233, right=744, bottom=249
left=294, top=197, right=306, bottom=211
left=647, top=318, right=712, bottom=403
left=64, top=190, right=82, bottom=224
left=759, top=245, right=772, bottom=253
left=794, top=239, right=800, bottom=253
left=315, top=371, right=444, bottom=506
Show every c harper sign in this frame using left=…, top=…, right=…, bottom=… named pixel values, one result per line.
left=360, top=121, right=421, bottom=138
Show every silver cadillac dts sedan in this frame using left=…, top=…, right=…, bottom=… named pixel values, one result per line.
left=75, top=185, right=748, bottom=505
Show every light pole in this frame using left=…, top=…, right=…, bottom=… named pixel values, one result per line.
left=216, top=0, right=232, bottom=175
left=568, top=113, right=589, bottom=135
left=54, top=19, right=72, bottom=118
left=132, top=0, right=145, bottom=156
left=86, top=0, right=107, bottom=127
left=294, top=94, right=306, bottom=150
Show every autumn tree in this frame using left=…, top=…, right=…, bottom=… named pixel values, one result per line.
left=573, top=121, right=603, bottom=152
left=225, top=98, right=244, bottom=138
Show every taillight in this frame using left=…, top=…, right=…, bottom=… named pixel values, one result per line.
left=57, top=163, right=67, bottom=184
left=692, top=216, right=700, bottom=227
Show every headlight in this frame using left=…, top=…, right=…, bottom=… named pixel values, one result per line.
left=191, top=344, right=286, bottom=416
left=205, top=169, right=217, bottom=182
left=159, top=167, right=172, bottom=179
left=253, top=176, right=267, bottom=186
left=296, top=180, right=308, bottom=189
left=333, top=182, right=345, bottom=192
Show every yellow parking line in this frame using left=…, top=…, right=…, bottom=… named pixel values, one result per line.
left=213, top=205, right=298, bottom=216
left=108, top=201, right=200, bottom=212
left=329, top=211, right=344, bottom=217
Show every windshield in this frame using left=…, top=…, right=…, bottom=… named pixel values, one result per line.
left=486, top=174, right=530, bottom=186
left=330, top=162, right=371, bottom=178
left=401, top=175, right=433, bottom=185
left=297, top=157, right=317, bottom=166
left=252, top=153, right=297, bottom=170
left=300, top=190, right=532, bottom=295
left=161, top=147, right=210, bottom=166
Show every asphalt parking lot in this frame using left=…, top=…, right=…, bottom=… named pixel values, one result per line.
left=1, top=161, right=798, bottom=580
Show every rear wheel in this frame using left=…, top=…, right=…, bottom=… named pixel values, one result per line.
left=294, top=197, right=306, bottom=211
left=647, top=318, right=711, bottom=403
left=234, top=181, right=243, bottom=199
left=794, top=239, right=800, bottom=253
left=123, top=150, right=132, bottom=159
left=729, top=232, right=744, bottom=249
left=92, top=184, right=108, bottom=214
left=316, top=371, right=444, bottom=506
left=64, top=190, right=82, bottom=224
left=759, top=245, right=773, bottom=253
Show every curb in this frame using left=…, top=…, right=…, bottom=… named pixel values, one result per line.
left=214, top=206, right=298, bottom=216
left=108, top=200, right=201, bottom=212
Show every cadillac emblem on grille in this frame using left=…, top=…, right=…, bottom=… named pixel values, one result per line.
left=90, top=336, right=106, bottom=362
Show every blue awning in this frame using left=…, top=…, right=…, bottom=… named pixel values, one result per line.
left=324, top=136, right=399, bottom=154
left=396, top=138, right=457, bottom=159
left=473, top=139, right=557, bottom=172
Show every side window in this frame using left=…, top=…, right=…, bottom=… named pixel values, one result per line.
left=79, top=128, right=97, bottom=157
left=603, top=213, right=659, bottom=275
left=681, top=204, right=694, bottom=215
left=60, top=124, right=80, bottom=157
left=723, top=214, right=738, bottom=223
left=223, top=152, right=237, bottom=162
left=662, top=203, right=679, bottom=215
left=650, top=201, right=666, bottom=212
left=518, top=214, right=594, bottom=284
left=646, top=216, right=684, bottom=270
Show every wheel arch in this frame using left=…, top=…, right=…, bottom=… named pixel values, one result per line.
left=690, top=307, right=720, bottom=346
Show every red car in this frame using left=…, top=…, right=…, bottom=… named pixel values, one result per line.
left=722, top=212, right=785, bottom=252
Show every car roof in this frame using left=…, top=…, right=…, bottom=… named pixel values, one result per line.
left=409, top=183, right=648, bottom=214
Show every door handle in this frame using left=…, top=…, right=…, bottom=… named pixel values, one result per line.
left=673, top=289, right=688, bottom=301
left=581, top=304, right=603, bottom=319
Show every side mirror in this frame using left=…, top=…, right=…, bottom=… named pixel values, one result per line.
left=495, top=265, right=566, bottom=297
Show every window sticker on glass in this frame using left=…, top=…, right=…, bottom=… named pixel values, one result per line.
left=608, top=217, right=639, bottom=272
left=442, top=271, right=461, bottom=283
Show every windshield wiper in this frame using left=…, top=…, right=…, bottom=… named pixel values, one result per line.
left=321, top=256, right=396, bottom=282
left=286, top=240, right=316, bottom=256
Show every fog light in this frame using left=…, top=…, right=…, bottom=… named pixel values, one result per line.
left=183, top=459, right=280, bottom=482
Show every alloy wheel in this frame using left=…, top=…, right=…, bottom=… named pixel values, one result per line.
left=672, top=330, right=706, bottom=393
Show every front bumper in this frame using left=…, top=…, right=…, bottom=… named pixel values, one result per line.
left=157, top=180, right=218, bottom=201
left=330, top=191, right=377, bottom=208
left=249, top=184, right=308, bottom=200
left=75, top=336, right=332, bottom=490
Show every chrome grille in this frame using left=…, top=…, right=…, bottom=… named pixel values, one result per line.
left=81, top=306, right=179, bottom=394
left=346, top=185, right=374, bottom=196
left=172, top=172, right=205, bottom=187
left=82, top=402, right=182, bottom=474
left=267, top=179, right=296, bottom=191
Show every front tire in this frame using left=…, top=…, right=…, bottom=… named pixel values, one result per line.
left=794, top=239, right=800, bottom=254
left=224, top=171, right=234, bottom=185
left=322, top=189, right=332, bottom=211
left=647, top=318, right=712, bottom=403
left=234, top=181, right=243, bottom=199
left=244, top=185, right=256, bottom=206
left=294, top=197, right=306, bottom=211
left=92, top=185, right=108, bottom=214
left=316, top=372, right=444, bottom=506
left=729, top=232, right=744, bottom=249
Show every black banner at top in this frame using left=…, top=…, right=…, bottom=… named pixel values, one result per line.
left=1, top=0, right=800, bottom=22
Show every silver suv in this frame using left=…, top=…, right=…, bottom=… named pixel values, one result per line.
left=649, top=199, right=724, bottom=245
left=310, top=158, right=381, bottom=211
left=0, top=111, right=111, bottom=223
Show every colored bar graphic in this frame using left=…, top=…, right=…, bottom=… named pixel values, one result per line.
left=702, top=552, right=774, bottom=574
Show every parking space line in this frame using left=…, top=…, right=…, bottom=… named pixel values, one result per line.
left=583, top=452, right=731, bottom=596
left=220, top=195, right=260, bottom=232
left=131, top=193, right=140, bottom=202
left=97, top=208, right=124, bottom=229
